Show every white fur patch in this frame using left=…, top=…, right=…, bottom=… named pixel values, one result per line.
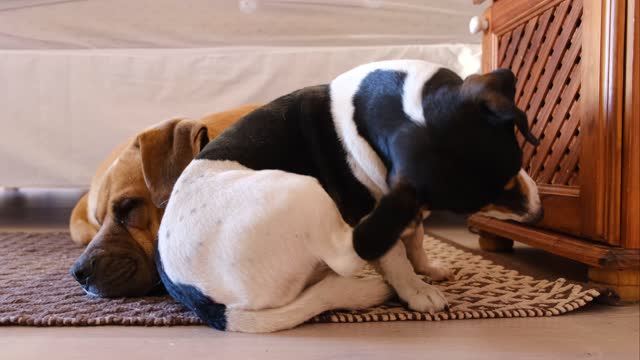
left=82, top=288, right=100, bottom=297
left=520, top=169, right=541, bottom=216
left=87, top=199, right=99, bottom=228
left=87, top=157, right=121, bottom=228
left=481, top=169, right=542, bottom=223
left=226, top=274, right=392, bottom=333
left=158, top=159, right=367, bottom=312
left=376, top=240, right=448, bottom=313
left=329, top=60, right=440, bottom=198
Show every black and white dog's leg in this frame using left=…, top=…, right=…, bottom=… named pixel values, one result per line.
left=352, top=181, right=420, bottom=261
left=352, top=181, right=448, bottom=313
left=375, top=241, right=449, bottom=313
left=226, top=273, right=392, bottom=333
left=401, top=213, right=454, bottom=281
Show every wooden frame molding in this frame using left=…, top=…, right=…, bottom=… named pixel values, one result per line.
left=491, top=0, right=566, bottom=34
left=621, top=0, right=640, bottom=248
left=537, top=184, right=580, bottom=197
left=580, top=0, right=625, bottom=244
left=481, top=7, right=496, bottom=72
left=469, top=215, right=640, bottom=269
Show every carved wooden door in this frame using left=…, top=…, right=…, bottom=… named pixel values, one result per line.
left=481, top=0, right=626, bottom=245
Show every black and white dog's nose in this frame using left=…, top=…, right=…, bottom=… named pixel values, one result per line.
left=525, top=207, right=544, bottom=225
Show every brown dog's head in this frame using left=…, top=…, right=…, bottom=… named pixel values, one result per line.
left=70, top=118, right=209, bottom=297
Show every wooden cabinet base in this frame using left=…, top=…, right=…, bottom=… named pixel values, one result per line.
left=469, top=215, right=640, bottom=269
left=588, top=268, right=640, bottom=301
left=475, top=0, right=639, bottom=301
left=470, top=215, right=640, bottom=301
left=478, top=232, right=514, bottom=252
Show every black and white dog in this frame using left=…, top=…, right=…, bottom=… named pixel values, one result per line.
left=156, top=60, right=543, bottom=333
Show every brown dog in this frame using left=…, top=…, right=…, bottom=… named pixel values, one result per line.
left=69, top=104, right=259, bottom=297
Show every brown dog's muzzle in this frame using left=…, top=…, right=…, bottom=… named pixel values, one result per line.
left=70, top=221, right=160, bottom=297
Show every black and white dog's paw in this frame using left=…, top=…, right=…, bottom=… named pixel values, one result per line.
left=414, top=261, right=455, bottom=282
left=401, top=281, right=449, bottom=314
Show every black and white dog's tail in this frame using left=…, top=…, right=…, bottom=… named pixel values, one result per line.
left=155, top=248, right=228, bottom=330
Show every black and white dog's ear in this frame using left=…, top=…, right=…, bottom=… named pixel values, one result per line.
left=463, top=69, right=516, bottom=101
left=483, top=94, right=539, bottom=146
left=462, top=69, right=539, bottom=146
left=511, top=109, right=539, bottom=146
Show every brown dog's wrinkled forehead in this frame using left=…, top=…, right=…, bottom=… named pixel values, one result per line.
left=91, top=118, right=208, bottom=227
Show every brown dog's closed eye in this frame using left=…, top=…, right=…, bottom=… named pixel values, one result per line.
left=112, top=197, right=144, bottom=227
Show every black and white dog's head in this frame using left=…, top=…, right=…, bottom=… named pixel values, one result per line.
left=343, top=64, right=543, bottom=224
left=402, top=68, right=541, bottom=222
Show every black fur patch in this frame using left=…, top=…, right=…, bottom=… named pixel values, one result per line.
left=155, top=248, right=227, bottom=330
left=197, top=85, right=376, bottom=226
left=352, top=69, right=411, bottom=169
left=352, top=182, right=419, bottom=260
left=421, top=68, right=464, bottom=98
left=198, top=128, right=210, bottom=151
left=353, top=68, right=523, bottom=214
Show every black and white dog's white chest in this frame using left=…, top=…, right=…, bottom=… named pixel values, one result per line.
left=196, top=60, right=442, bottom=225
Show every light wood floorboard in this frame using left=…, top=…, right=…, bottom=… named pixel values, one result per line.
left=1, top=189, right=638, bottom=360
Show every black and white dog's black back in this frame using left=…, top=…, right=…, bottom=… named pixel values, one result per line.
left=196, top=84, right=377, bottom=226
left=157, top=60, right=543, bottom=333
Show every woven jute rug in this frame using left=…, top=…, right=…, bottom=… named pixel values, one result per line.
left=0, top=232, right=600, bottom=326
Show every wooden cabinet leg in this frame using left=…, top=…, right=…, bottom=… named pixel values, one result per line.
left=478, top=232, right=514, bottom=252
left=588, top=268, right=640, bottom=302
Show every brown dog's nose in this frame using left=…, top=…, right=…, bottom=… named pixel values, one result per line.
left=70, top=259, right=93, bottom=285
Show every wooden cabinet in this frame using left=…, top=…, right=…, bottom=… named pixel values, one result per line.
left=468, top=0, right=639, bottom=300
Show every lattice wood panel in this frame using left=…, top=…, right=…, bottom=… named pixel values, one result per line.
left=497, top=0, right=583, bottom=186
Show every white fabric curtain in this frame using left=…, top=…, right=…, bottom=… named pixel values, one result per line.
left=0, top=0, right=485, bottom=187
left=0, top=0, right=486, bottom=48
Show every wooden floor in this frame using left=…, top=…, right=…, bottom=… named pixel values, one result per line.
left=1, top=188, right=639, bottom=360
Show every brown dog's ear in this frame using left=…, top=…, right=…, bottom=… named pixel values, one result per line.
left=137, top=119, right=209, bottom=208
left=463, top=69, right=539, bottom=146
